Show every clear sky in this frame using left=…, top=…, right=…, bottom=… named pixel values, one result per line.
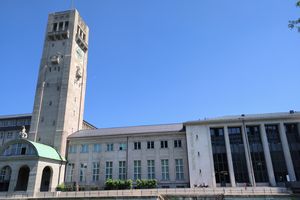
left=0, top=0, right=299, bottom=128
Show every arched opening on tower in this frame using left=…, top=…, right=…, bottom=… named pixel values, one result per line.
left=15, top=165, right=30, bottom=191
left=40, top=166, right=52, bottom=192
left=0, top=166, right=11, bottom=191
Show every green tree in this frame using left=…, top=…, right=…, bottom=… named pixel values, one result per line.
left=289, top=1, right=300, bottom=30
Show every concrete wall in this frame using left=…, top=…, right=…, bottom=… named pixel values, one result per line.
left=185, top=125, right=215, bottom=187
left=67, top=131, right=189, bottom=188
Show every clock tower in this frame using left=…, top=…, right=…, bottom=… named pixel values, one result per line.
left=29, top=9, right=89, bottom=157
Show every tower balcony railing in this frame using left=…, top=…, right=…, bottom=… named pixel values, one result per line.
left=48, top=30, right=70, bottom=41
left=75, top=34, right=88, bottom=52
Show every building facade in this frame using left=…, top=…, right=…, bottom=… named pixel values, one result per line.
left=185, top=112, right=300, bottom=188
left=67, top=124, right=190, bottom=189
left=0, top=8, right=300, bottom=195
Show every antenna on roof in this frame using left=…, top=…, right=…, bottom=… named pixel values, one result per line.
left=70, top=0, right=74, bottom=9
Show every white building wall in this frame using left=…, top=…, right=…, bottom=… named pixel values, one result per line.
left=67, top=132, right=189, bottom=188
left=185, top=125, right=215, bottom=187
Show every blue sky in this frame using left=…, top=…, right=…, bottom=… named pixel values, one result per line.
left=0, top=0, right=299, bottom=128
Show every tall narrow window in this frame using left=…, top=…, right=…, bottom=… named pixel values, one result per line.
left=247, top=126, right=268, bottom=182
left=64, top=21, right=69, bottom=30
left=210, top=128, right=230, bottom=184
left=147, top=141, right=154, bottom=149
left=92, top=162, right=100, bottom=181
left=68, top=145, right=77, bottom=153
left=52, top=23, right=57, bottom=32
left=80, top=144, right=89, bottom=153
left=228, top=127, right=249, bottom=183
left=266, top=124, right=288, bottom=182
left=79, top=163, right=87, bottom=182
left=285, top=123, right=300, bottom=180
left=174, top=140, right=182, bottom=148
left=161, top=141, right=168, bottom=148
left=93, top=144, right=101, bottom=152
left=119, top=143, right=127, bottom=151
left=119, top=161, right=126, bottom=180
left=161, top=159, right=169, bottom=180
left=58, top=22, right=64, bottom=31
left=106, top=143, right=113, bottom=151
left=134, top=160, right=141, bottom=180
left=147, top=160, right=155, bottom=179
left=105, top=161, right=113, bottom=180
left=66, top=163, right=74, bottom=182
left=134, top=142, right=141, bottom=150
left=175, top=159, right=184, bottom=180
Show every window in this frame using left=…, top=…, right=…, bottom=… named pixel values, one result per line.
left=247, top=126, right=268, bottom=183
left=92, top=162, right=100, bottom=181
left=174, top=140, right=182, bottom=148
left=80, top=144, right=89, bottom=153
left=79, top=163, right=87, bottom=182
left=106, top=161, right=113, bottom=180
left=68, top=145, right=77, bottom=153
left=161, top=141, right=168, bottom=148
left=66, top=163, right=74, bottom=182
left=161, top=159, right=169, bottom=180
left=285, top=123, right=300, bottom=180
left=175, top=159, right=184, bottom=180
left=210, top=127, right=230, bottom=184
left=147, top=160, right=155, bottom=179
left=228, top=127, right=249, bottom=183
left=0, top=166, right=11, bottom=183
left=58, top=22, right=64, bottom=31
left=106, top=143, right=114, bottom=151
left=134, top=142, right=141, bottom=150
left=147, top=141, right=154, bottom=149
left=134, top=160, right=141, bottom=180
left=52, top=23, right=57, bottom=31
left=119, top=143, right=127, bottom=151
left=64, top=21, right=69, bottom=30
left=119, top=161, right=126, bottom=180
left=93, top=144, right=101, bottom=152
left=266, top=124, right=288, bottom=182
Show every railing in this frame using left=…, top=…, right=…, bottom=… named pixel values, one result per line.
left=0, top=187, right=290, bottom=199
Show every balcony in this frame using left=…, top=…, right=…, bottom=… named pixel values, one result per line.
left=76, top=34, right=88, bottom=52
left=47, top=30, right=69, bottom=41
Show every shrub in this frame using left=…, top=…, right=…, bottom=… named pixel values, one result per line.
left=104, top=179, right=132, bottom=190
left=56, top=183, right=65, bottom=191
left=136, top=179, right=157, bottom=189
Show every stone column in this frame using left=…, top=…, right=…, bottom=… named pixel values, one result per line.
left=279, top=122, right=296, bottom=181
left=260, top=123, right=276, bottom=186
left=241, top=124, right=256, bottom=187
left=224, top=126, right=236, bottom=187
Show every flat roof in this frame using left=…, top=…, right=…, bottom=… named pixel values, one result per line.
left=0, top=113, right=31, bottom=120
left=185, top=111, right=300, bottom=125
left=0, top=113, right=95, bottom=128
left=69, top=123, right=184, bottom=138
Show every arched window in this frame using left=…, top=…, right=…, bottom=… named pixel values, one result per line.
left=40, top=166, right=52, bottom=192
left=15, top=165, right=30, bottom=191
left=1, top=143, right=36, bottom=156
left=0, top=166, right=11, bottom=191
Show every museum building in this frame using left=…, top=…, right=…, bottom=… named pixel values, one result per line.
left=0, top=9, right=300, bottom=195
